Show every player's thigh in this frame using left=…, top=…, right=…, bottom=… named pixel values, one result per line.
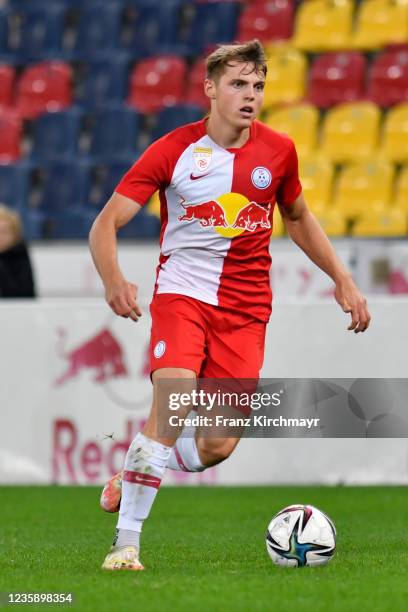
left=149, top=293, right=207, bottom=375
left=202, top=315, right=266, bottom=379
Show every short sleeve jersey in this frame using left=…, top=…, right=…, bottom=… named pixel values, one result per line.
left=116, top=118, right=302, bottom=322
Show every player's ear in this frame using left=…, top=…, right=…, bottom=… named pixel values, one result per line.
left=204, top=78, right=216, bottom=100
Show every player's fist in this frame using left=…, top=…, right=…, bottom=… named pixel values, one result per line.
left=105, top=277, right=142, bottom=322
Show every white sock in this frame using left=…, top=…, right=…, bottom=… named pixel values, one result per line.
left=116, top=432, right=171, bottom=539
left=167, top=436, right=206, bottom=472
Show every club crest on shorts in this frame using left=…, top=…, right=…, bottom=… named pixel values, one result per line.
left=193, top=146, right=212, bottom=173
left=251, top=167, right=272, bottom=189
left=153, top=340, right=166, bottom=359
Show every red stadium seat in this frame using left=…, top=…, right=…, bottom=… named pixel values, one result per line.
left=306, top=52, right=367, bottom=109
left=0, top=65, right=15, bottom=108
left=367, top=48, right=408, bottom=108
left=185, top=59, right=209, bottom=110
left=0, top=109, right=22, bottom=163
left=237, top=0, right=294, bottom=43
left=128, top=56, right=187, bottom=114
left=15, top=62, right=72, bottom=120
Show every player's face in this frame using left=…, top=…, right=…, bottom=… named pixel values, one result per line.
left=205, top=62, right=265, bottom=129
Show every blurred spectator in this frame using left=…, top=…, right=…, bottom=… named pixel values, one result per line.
left=0, top=205, right=36, bottom=298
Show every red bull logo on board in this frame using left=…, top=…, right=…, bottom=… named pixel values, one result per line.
left=178, top=192, right=272, bottom=238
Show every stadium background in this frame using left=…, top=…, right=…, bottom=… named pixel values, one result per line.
left=0, top=0, right=407, bottom=487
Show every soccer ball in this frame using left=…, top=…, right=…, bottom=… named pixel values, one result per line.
left=266, top=504, right=336, bottom=567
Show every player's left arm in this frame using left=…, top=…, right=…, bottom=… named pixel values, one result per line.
left=278, top=192, right=371, bottom=333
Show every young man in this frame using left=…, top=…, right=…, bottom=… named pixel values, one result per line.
left=89, top=40, right=370, bottom=571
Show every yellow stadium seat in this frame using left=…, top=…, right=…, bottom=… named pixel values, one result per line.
left=352, top=0, right=408, bottom=50
left=263, top=45, right=307, bottom=108
left=292, top=0, right=353, bottom=52
left=272, top=204, right=285, bottom=238
left=263, top=104, right=319, bottom=157
left=147, top=190, right=160, bottom=218
left=395, top=165, right=408, bottom=210
left=333, top=160, right=394, bottom=218
left=314, top=207, right=348, bottom=237
left=320, top=102, right=381, bottom=163
left=298, top=154, right=334, bottom=211
left=380, top=104, right=408, bottom=164
left=352, top=208, right=407, bottom=236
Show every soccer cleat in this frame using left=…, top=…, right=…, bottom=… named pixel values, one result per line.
left=100, top=471, right=122, bottom=513
left=101, top=546, right=144, bottom=571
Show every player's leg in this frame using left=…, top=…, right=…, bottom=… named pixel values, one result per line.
left=102, top=294, right=206, bottom=569
left=102, top=366, right=196, bottom=570
left=192, top=309, right=267, bottom=468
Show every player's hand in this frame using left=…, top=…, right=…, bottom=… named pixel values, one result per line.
left=105, top=277, right=142, bottom=322
left=334, top=275, right=371, bottom=333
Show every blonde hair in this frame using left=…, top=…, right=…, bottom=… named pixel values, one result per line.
left=0, top=204, right=23, bottom=244
left=206, top=39, right=267, bottom=82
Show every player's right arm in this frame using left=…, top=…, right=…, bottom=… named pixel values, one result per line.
left=89, top=192, right=143, bottom=322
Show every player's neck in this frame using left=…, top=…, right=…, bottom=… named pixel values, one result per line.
left=206, top=114, right=250, bottom=150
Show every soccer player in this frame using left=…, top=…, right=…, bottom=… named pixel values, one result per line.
left=89, top=40, right=371, bottom=571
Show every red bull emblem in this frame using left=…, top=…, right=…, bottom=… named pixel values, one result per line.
left=178, top=192, right=272, bottom=238
left=232, top=202, right=271, bottom=232
left=55, top=327, right=128, bottom=386
left=178, top=199, right=227, bottom=228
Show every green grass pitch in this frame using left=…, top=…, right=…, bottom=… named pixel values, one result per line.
left=0, top=486, right=407, bottom=611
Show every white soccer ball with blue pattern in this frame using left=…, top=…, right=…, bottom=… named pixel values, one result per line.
left=266, top=504, right=336, bottom=567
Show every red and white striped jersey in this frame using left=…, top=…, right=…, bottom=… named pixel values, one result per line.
left=116, top=118, right=302, bottom=322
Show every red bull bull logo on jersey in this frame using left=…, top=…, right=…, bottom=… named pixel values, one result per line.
left=178, top=192, right=272, bottom=238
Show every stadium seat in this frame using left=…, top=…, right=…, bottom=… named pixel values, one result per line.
left=352, top=0, right=408, bottom=50
left=185, top=58, right=209, bottom=110
left=367, top=49, right=408, bottom=108
left=320, top=102, right=381, bottom=163
left=0, top=164, right=29, bottom=212
left=314, top=208, right=347, bottom=237
left=6, top=3, right=65, bottom=62
left=292, top=0, right=353, bottom=52
left=395, top=165, right=408, bottom=211
left=34, top=160, right=90, bottom=214
left=184, top=1, right=239, bottom=55
left=0, top=10, right=7, bottom=57
left=306, top=52, right=367, bottom=109
left=16, top=62, right=73, bottom=121
left=75, top=57, right=129, bottom=110
left=263, top=45, right=307, bottom=108
left=352, top=208, right=407, bottom=237
left=122, top=1, right=183, bottom=58
left=45, top=208, right=97, bottom=240
left=380, top=104, right=408, bottom=163
left=88, top=161, right=134, bottom=210
left=30, top=109, right=82, bottom=163
left=68, top=4, right=122, bottom=60
left=298, top=155, right=334, bottom=211
left=0, top=108, right=22, bottom=163
left=333, top=160, right=394, bottom=219
left=263, top=104, right=319, bottom=158
left=151, top=105, right=203, bottom=141
left=117, top=211, right=160, bottom=239
left=237, top=0, right=294, bottom=44
left=128, top=56, right=187, bottom=114
left=87, top=105, right=140, bottom=162
left=0, top=64, right=15, bottom=107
